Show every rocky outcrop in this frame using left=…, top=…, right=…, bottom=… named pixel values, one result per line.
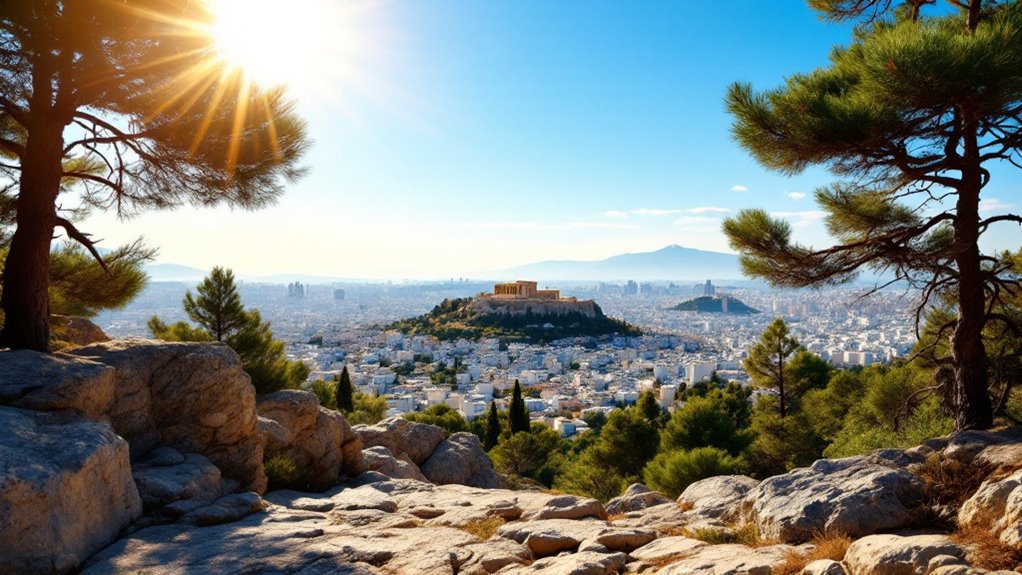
left=0, top=406, right=142, bottom=575
left=843, top=533, right=965, bottom=575
left=131, top=447, right=232, bottom=513
left=421, top=432, right=505, bottom=488
left=361, top=445, right=430, bottom=481
left=0, top=349, right=115, bottom=419
left=257, top=390, right=364, bottom=489
left=356, top=416, right=448, bottom=466
left=679, top=474, right=760, bottom=524
left=742, top=453, right=925, bottom=543
left=51, top=315, right=111, bottom=347
left=606, top=483, right=673, bottom=515
left=959, top=467, right=1022, bottom=548
left=68, top=340, right=267, bottom=492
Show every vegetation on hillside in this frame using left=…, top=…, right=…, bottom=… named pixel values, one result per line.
left=669, top=296, right=760, bottom=315
left=388, top=297, right=641, bottom=344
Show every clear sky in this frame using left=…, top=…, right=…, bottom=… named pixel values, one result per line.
left=80, top=0, right=1022, bottom=280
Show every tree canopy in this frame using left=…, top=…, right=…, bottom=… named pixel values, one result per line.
left=0, top=0, right=310, bottom=351
left=724, top=0, right=1022, bottom=430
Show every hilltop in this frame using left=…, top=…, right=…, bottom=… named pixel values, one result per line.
left=388, top=296, right=641, bottom=343
left=669, top=295, right=760, bottom=315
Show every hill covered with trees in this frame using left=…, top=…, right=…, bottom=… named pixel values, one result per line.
left=669, top=295, right=760, bottom=314
left=388, top=296, right=641, bottom=343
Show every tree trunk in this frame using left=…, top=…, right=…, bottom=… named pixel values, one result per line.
left=0, top=116, right=64, bottom=351
left=951, top=125, right=993, bottom=431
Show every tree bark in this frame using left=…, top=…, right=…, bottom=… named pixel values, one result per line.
left=950, top=125, right=994, bottom=431
left=0, top=116, right=64, bottom=351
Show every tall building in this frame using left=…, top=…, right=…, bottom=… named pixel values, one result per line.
left=703, top=280, right=715, bottom=296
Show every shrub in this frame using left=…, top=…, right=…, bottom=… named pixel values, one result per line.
left=644, top=446, right=741, bottom=498
left=910, top=452, right=991, bottom=527
left=264, top=454, right=300, bottom=490
left=457, top=516, right=505, bottom=540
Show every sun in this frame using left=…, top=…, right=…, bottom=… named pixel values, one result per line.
left=209, top=0, right=332, bottom=89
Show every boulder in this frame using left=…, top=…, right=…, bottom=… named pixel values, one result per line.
left=51, top=315, right=110, bottom=347
left=257, top=390, right=364, bottom=489
left=68, top=340, right=267, bottom=493
left=742, top=456, right=924, bottom=543
left=803, top=559, right=847, bottom=575
left=652, top=542, right=796, bottom=575
left=959, top=468, right=1022, bottom=548
left=843, top=534, right=965, bottom=575
left=944, top=427, right=1022, bottom=473
left=355, top=416, right=448, bottom=466
left=420, top=432, right=505, bottom=488
left=496, top=550, right=628, bottom=575
left=131, top=448, right=231, bottom=512
left=606, top=483, right=672, bottom=515
left=0, top=349, right=115, bottom=419
left=678, top=474, right=759, bottom=524
left=521, top=493, right=609, bottom=521
left=361, top=445, right=430, bottom=481
left=0, top=406, right=142, bottom=575
left=627, top=535, right=706, bottom=562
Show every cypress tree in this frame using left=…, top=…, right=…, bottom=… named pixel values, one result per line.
left=484, top=401, right=501, bottom=450
left=337, top=365, right=355, bottom=413
left=638, top=390, right=662, bottom=424
left=509, top=379, right=530, bottom=434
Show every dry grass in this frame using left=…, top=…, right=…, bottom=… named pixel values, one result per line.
left=457, top=516, right=505, bottom=541
left=686, top=523, right=775, bottom=547
left=771, top=531, right=852, bottom=575
left=607, top=512, right=627, bottom=522
left=951, top=527, right=1022, bottom=572
left=642, top=552, right=691, bottom=569
left=911, top=453, right=991, bottom=510
left=677, top=500, right=695, bottom=513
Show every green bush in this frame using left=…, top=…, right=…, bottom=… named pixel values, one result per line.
left=265, top=454, right=300, bottom=490
left=644, top=446, right=741, bottom=498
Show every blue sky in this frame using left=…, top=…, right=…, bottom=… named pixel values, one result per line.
left=81, top=1, right=1022, bottom=280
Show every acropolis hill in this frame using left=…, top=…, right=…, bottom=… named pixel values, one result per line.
left=389, top=281, right=641, bottom=342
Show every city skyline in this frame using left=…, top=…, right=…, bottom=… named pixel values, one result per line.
left=79, top=1, right=1022, bottom=280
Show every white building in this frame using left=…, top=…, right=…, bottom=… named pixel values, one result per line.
left=686, top=361, right=716, bottom=385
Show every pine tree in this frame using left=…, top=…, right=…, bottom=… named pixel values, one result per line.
left=183, top=268, right=247, bottom=342
left=509, top=380, right=530, bottom=434
left=638, top=390, right=662, bottom=424
left=336, top=366, right=355, bottom=413
left=149, top=268, right=307, bottom=394
left=484, top=401, right=502, bottom=450
left=0, top=2, right=309, bottom=351
left=723, top=0, right=1021, bottom=431
left=744, top=318, right=802, bottom=418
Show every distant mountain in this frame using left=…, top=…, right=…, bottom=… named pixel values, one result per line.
left=144, top=263, right=209, bottom=282
left=669, top=295, right=760, bottom=315
left=498, top=244, right=743, bottom=282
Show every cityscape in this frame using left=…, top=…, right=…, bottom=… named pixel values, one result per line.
left=97, top=275, right=920, bottom=435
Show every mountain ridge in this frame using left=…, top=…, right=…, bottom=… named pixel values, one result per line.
left=497, top=244, right=743, bottom=282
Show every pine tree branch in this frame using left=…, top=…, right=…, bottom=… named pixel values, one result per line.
left=54, top=216, right=108, bottom=273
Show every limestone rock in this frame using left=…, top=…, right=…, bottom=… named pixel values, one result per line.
left=742, top=456, right=924, bottom=543
left=944, top=427, right=1022, bottom=473
left=802, top=559, right=847, bottom=575
left=0, top=349, right=115, bottom=419
left=651, top=542, right=796, bottom=575
left=0, top=406, right=142, bottom=575
left=678, top=474, right=759, bottom=524
left=628, top=535, right=706, bottom=563
left=181, top=492, right=265, bottom=526
left=361, top=445, right=430, bottom=481
left=959, top=468, right=1022, bottom=548
left=131, top=447, right=233, bottom=514
left=521, top=493, right=609, bottom=521
left=496, top=550, right=628, bottom=575
left=68, top=340, right=267, bottom=492
left=606, top=483, right=672, bottom=515
left=51, top=315, right=110, bottom=347
left=355, top=416, right=448, bottom=466
left=843, top=534, right=965, bottom=575
left=420, top=432, right=505, bottom=488
left=257, top=390, right=364, bottom=489
left=457, top=539, right=531, bottom=574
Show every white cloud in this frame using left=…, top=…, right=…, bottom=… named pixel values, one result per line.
left=787, top=191, right=806, bottom=200
left=603, top=210, right=628, bottom=218
left=731, top=185, right=748, bottom=193
left=687, top=207, right=731, bottom=214
left=631, top=208, right=681, bottom=216
left=673, top=216, right=721, bottom=227
left=979, top=197, right=1016, bottom=214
